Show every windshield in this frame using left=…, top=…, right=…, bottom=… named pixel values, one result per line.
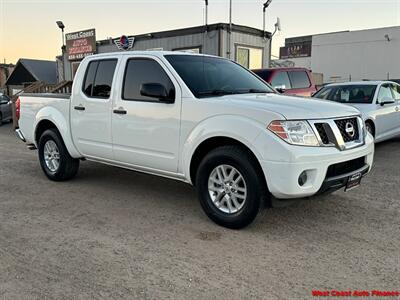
left=164, top=55, right=273, bottom=98
left=313, top=85, right=377, bottom=104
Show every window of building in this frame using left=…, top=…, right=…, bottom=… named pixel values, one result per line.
left=288, top=71, right=310, bottom=89
left=82, top=59, right=117, bottom=98
left=122, top=58, right=175, bottom=102
left=236, top=46, right=263, bottom=69
left=271, top=71, right=292, bottom=89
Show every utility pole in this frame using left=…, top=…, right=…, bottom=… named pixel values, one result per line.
left=56, top=21, right=66, bottom=82
left=228, top=0, right=232, bottom=59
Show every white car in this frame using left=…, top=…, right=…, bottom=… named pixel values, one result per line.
left=313, top=81, right=400, bottom=142
left=15, top=52, right=374, bottom=228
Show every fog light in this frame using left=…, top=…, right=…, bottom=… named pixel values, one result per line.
left=298, top=171, right=308, bottom=186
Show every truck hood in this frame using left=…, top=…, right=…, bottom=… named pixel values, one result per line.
left=225, top=93, right=360, bottom=120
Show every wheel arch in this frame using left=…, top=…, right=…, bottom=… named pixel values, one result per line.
left=189, top=136, right=265, bottom=184
left=34, top=107, right=81, bottom=158
left=365, top=118, right=375, bottom=137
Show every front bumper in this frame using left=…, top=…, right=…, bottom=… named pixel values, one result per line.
left=257, top=134, right=374, bottom=199
left=316, top=164, right=370, bottom=195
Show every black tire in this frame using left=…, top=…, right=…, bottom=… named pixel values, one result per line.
left=0, top=112, right=3, bottom=126
left=365, top=121, right=375, bottom=138
left=38, top=129, right=79, bottom=181
left=195, top=145, right=268, bottom=229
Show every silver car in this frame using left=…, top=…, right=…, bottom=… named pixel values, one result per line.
left=0, top=94, right=13, bottom=125
left=313, top=81, right=400, bottom=143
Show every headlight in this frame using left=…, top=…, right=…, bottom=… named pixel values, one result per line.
left=268, top=120, right=319, bottom=146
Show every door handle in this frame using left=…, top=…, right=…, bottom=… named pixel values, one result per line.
left=113, top=109, right=127, bottom=115
left=74, top=105, right=85, bottom=111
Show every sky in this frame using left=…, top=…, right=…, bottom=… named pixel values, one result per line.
left=0, top=0, right=399, bottom=64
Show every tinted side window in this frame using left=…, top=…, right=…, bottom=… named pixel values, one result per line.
left=83, top=61, right=98, bottom=97
left=288, top=71, right=310, bottom=89
left=92, top=60, right=117, bottom=98
left=271, top=71, right=291, bottom=89
left=123, top=59, right=175, bottom=102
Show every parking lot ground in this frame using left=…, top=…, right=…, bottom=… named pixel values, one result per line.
left=0, top=122, right=399, bottom=299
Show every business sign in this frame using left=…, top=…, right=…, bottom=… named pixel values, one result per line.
left=114, top=35, right=135, bottom=51
left=66, top=29, right=96, bottom=61
left=279, top=41, right=312, bottom=59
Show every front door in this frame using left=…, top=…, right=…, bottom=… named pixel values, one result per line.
left=375, top=83, right=398, bottom=139
left=111, top=55, right=181, bottom=174
left=70, top=59, right=118, bottom=160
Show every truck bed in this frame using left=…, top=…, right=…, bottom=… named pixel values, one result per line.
left=18, top=93, right=71, bottom=146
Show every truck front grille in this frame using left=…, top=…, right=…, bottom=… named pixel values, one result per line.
left=314, top=123, right=330, bottom=144
left=326, top=157, right=366, bottom=178
left=310, top=116, right=364, bottom=151
left=335, top=118, right=359, bottom=142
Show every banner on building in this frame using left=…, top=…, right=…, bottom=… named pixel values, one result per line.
left=279, top=42, right=312, bottom=59
left=66, top=29, right=96, bottom=61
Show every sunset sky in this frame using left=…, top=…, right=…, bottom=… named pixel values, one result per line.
left=0, top=0, right=399, bottom=64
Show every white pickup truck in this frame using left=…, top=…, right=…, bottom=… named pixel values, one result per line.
left=16, top=52, right=374, bottom=229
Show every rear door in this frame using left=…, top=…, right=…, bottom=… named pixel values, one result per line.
left=287, top=70, right=313, bottom=97
left=111, top=55, right=181, bottom=173
left=70, top=58, right=118, bottom=160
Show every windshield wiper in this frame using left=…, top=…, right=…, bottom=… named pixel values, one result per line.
left=235, top=89, right=273, bottom=94
left=197, top=89, right=273, bottom=98
left=197, top=90, right=236, bottom=97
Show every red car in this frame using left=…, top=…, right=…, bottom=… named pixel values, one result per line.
left=252, top=67, right=317, bottom=97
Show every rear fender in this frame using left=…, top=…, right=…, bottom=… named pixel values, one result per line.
left=34, top=106, right=81, bottom=158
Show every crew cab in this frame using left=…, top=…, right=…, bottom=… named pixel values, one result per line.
left=15, top=52, right=374, bottom=229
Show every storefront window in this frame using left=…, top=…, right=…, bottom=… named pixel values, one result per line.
left=236, top=46, right=263, bottom=69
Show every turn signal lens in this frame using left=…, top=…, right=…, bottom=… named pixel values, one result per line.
left=268, top=120, right=319, bottom=146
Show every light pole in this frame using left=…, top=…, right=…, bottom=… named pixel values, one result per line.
left=56, top=21, right=66, bottom=81
left=204, top=0, right=208, bottom=28
left=263, top=0, right=272, bottom=37
left=228, top=0, right=232, bottom=59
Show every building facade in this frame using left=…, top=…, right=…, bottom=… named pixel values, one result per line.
left=275, top=26, right=400, bottom=83
left=59, top=23, right=271, bottom=81
left=0, top=63, right=15, bottom=95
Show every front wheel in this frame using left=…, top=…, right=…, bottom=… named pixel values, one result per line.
left=38, top=129, right=80, bottom=181
left=365, top=122, right=374, bottom=137
left=195, top=145, right=268, bottom=229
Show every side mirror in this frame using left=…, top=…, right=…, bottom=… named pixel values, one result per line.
left=379, top=97, right=395, bottom=106
left=274, top=85, right=286, bottom=94
left=140, top=83, right=175, bottom=103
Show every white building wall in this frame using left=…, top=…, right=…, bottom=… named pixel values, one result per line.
left=311, top=26, right=400, bottom=83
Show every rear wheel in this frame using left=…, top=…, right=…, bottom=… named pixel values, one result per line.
left=0, top=112, right=3, bottom=126
left=38, top=129, right=79, bottom=181
left=195, top=145, right=268, bottom=229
